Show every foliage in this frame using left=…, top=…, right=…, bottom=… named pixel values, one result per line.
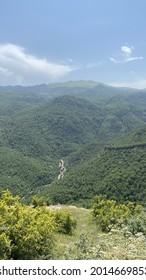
left=126, top=210, right=146, bottom=235
left=92, top=196, right=142, bottom=232
left=1, top=84, right=146, bottom=204
left=0, top=91, right=49, bottom=117
left=43, top=143, right=146, bottom=205
left=54, top=206, right=146, bottom=260
left=53, top=210, right=76, bottom=235
left=0, top=147, right=58, bottom=199
left=0, top=190, right=57, bottom=259
left=64, top=232, right=102, bottom=260
left=31, top=195, right=47, bottom=207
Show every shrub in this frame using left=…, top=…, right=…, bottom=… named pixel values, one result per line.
left=0, top=190, right=56, bottom=259
left=53, top=210, right=76, bottom=235
left=92, top=196, right=142, bottom=232
left=126, top=211, right=146, bottom=235
left=31, top=195, right=46, bottom=207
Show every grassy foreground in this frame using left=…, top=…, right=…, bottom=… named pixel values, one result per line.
left=52, top=205, right=146, bottom=260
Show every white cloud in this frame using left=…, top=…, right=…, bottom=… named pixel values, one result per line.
left=126, top=56, right=143, bottom=62
left=110, top=45, right=143, bottom=64
left=121, top=45, right=133, bottom=55
left=0, top=43, right=74, bottom=85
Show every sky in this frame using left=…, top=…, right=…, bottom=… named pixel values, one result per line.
left=0, top=0, right=146, bottom=88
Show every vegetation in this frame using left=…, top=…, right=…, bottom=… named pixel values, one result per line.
left=1, top=84, right=146, bottom=201
left=53, top=203, right=146, bottom=260
left=31, top=195, right=50, bottom=207
left=0, top=81, right=146, bottom=259
left=0, top=147, right=58, bottom=199
left=52, top=210, right=76, bottom=235
left=92, top=196, right=142, bottom=231
left=42, top=144, right=146, bottom=205
left=0, top=191, right=146, bottom=260
left=0, top=191, right=76, bottom=260
left=0, top=191, right=56, bottom=259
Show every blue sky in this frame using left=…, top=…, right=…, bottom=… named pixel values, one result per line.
left=0, top=0, right=145, bottom=88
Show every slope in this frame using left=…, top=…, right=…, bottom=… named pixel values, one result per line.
left=41, top=126, right=146, bottom=205
left=1, top=95, right=105, bottom=158
left=0, top=147, right=58, bottom=198
left=1, top=88, right=146, bottom=200
left=0, top=92, right=50, bottom=117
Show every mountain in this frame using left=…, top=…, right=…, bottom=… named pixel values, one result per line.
left=0, top=91, right=50, bottom=117
left=1, top=95, right=104, bottom=157
left=0, top=147, right=58, bottom=198
left=1, top=81, right=146, bottom=202
left=41, top=126, right=146, bottom=206
left=2, top=92, right=146, bottom=159
left=0, top=81, right=104, bottom=100
left=0, top=80, right=144, bottom=99
left=0, top=95, right=104, bottom=197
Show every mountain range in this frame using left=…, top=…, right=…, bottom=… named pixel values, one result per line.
left=0, top=81, right=146, bottom=204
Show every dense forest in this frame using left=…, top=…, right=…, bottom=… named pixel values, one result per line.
left=1, top=81, right=146, bottom=202
left=1, top=81, right=146, bottom=259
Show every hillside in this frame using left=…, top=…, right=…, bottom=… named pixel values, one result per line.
left=1, top=96, right=104, bottom=157
left=2, top=92, right=146, bottom=156
left=0, top=92, right=50, bottom=117
left=41, top=125, right=146, bottom=205
left=1, top=82, right=146, bottom=201
left=0, top=95, right=104, bottom=196
left=53, top=205, right=146, bottom=260
left=0, top=147, right=58, bottom=198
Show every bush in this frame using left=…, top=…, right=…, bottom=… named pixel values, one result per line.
left=92, top=196, right=142, bottom=232
left=0, top=190, right=56, bottom=259
left=53, top=210, right=76, bottom=235
left=126, top=211, right=146, bottom=235
left=31, top=195, right=47, bottom=207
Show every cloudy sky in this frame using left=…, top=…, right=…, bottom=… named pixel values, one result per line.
left=0, top=0, right=145, bottom=88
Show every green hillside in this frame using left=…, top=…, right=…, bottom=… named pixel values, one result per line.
left=2, top=95, right=104, bottom=158
left=41, top=127, right=146, bottom=205
left=2, top=93, right=146, bottom=158
left=0, top=147, right=58, bottom=198
left=0, top=92, right=50, bottom=117
left=1, top=82, right=146, bottom=203
left=0, top=95, right=104, bottom=195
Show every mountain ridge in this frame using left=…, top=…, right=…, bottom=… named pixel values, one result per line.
left=1, top=82, right=146, bottom=204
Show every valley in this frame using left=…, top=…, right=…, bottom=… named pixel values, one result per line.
left=1, top=81, right=146, bottom=204
left=1, top=80, right=146, bottom=260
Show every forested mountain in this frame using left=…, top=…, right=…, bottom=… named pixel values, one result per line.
left=0, top=92, right=50, bottom=117
left=0, top=81, right=146, bottom=203
left=42, top=133, right=146, bottom=205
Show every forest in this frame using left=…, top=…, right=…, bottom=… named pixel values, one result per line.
left=0, top=81, right=146, bottom=259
